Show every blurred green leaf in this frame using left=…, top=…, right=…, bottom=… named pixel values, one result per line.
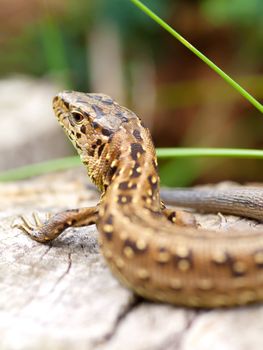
left=39, top=17, right=71, bottom=87
left=159, top=158, right=200, bottom=187
left=202, top=0, right=263, bottom=27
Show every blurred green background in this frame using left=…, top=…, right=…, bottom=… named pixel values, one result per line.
left=0, top=0, right=262, bottom=186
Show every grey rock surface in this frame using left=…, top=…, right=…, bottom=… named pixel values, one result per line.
left=1, top=169, right=263, bottom=350
left=0, top=76, right=71, bottom=171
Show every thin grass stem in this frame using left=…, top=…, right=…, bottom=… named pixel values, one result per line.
left=129, top=0, right=263, bottom=113
left=0, top=148, right=262, bottom=182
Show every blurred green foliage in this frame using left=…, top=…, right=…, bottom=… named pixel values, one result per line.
left=202, top=0, right=263, bottom=59
left=0, top=0, right=170, bottom=89
left=202, top=0, right=263, bottom=27
left=0, top=0, right=262, bottom=185
left=1, top=0, right=262, bottom=88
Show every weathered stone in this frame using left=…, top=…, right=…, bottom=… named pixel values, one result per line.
left=1, top=171, right=263, bottom=350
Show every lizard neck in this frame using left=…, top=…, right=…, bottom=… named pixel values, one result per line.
left=100, top=120, right=162, bottom=213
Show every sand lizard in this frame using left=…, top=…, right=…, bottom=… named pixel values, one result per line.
left=18, top=91, right=263, bottom=308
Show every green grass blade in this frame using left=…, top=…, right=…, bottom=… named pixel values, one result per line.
left=129, top=0, right=263, bottom=113
left=0, top=148, right=262, bottom=182
left=0, top=157, right=81, bottom=182
left=157, top=148, right=263, bottom=159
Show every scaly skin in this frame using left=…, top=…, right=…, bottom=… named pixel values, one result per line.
left=161, top=187, right=263, bottom=221
left=18, top=91, right=263, bottom=308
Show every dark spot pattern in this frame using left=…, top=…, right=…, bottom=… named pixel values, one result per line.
left=80, top=125, right=86, bottom=134
left=98, top=143, right=105, bottom=157
left=117, top=195, right=132, bottom=205
left=102, top=98, right=113, bottom=105
left=92, top=121, right=99, bottom=129
left=140, top=120, right=146, bottom=128
left=102, top=128, right=113, bottom=136
left=108, top=166, right=118, bottom=179
left=116, top=112, right=128, bottom=123
left=76, top=97, right=89, bottom=104
left=152, top=159, right=158, bottom=171
left=91, top=95, right=102, bottom=101
left=141, top=195, right=148, bottom=203
left=62, top=222, right=70, bottom=230
left=92, top=104, right=104, bottom=118
left=167, top=212, right=176, bottom=222
left=147, top=175, right=158, bottom=190
left=133, top=129, right=143, bottom=141
left=63, top=100, right=69, bottom=109
left=146, top=208, right=163, bottom=218
left=76, top=132, right=82, bottom=139
left=88, top=149, right=95, bottom=157
left=232, top=265, right=246, bottom=277
left=102, top=215, right=114, bottom=241
left=123, top=238, right=147, bottom=254
left=212, top=252, right=246, bottom=277
left=105, top=214, right=113, bottom=225
left=130, top=143, right=145, bottom=160
left=104, top=231, right=113, bottom=241
left=69, top=118, right=75, bottom=127
left=114, top=168, right=121, bottom=178
left=65, top=208, right=79, bottom=213
left=156, top=247, right=170, bottom=265
left=173, top=249, right=194, bottom=268
left=118, top=181, right=137, bottom=190
left=130, top=162, right=141, bottom=178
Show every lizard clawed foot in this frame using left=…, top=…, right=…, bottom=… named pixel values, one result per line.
left=14, top=206, right=99, bottom=243
left=13, top=212, right=53, bottom=242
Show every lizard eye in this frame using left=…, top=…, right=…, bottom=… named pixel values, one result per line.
left=72, top=111, right=84, bottom=123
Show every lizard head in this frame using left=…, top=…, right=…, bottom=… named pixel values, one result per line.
left=53, top=90, right=135, bottom=152
left=52, top=90, right=138, bottom=189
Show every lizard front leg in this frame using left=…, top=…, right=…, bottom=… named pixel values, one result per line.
left=15, top=206, right=99, bottom=243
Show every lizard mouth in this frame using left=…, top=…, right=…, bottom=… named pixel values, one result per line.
left=52, top=95, right=71, bottom=131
